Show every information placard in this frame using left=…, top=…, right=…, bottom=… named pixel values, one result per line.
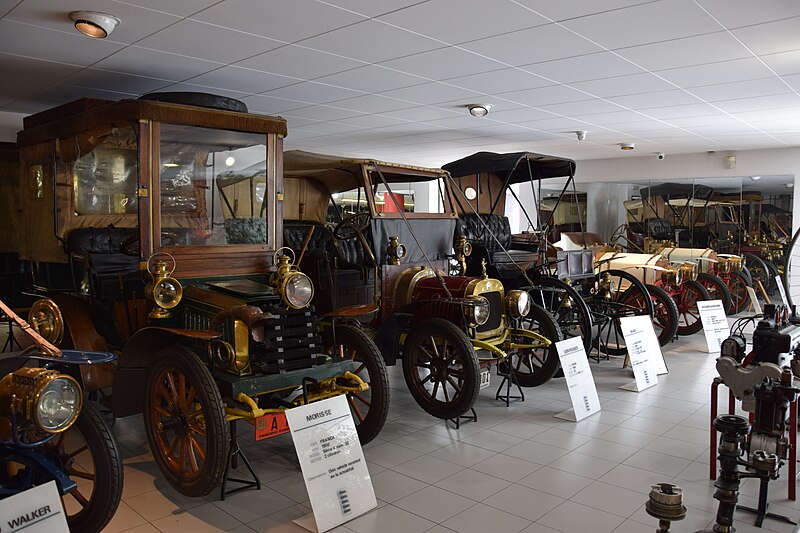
left=697, top=299, right=731, bottom=354
left=619, top=315, right=662, bottom=392
left=746, top=286, right=762, bottom=315
left=0, top=481, right=69, bottom=533
left=554, top=337, right=601, bottom=422
left=286, top=395, right=376, bottom=533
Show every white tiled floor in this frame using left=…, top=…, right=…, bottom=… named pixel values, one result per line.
left=103, top=332, right=800, bottom=533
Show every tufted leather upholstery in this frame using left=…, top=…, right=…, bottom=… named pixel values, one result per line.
left=283, top=221, right=335, bottom=260
left=645, top=218, right=674, bottom=240
left=67, top=227, right=138, bottom=255
left=455, top=214, right=512, bottom=252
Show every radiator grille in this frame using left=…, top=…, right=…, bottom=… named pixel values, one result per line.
left=477, top=291, right=502, bottom=333
left=249, top=304, right=325, bottom=374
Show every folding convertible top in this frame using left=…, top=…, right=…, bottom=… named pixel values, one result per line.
left=638, top=182, right=713, bottom=200
left=442, top=151, right=576, bottom=183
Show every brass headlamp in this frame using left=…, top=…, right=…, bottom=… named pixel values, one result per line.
left=454, top=235, right=473, bottom=275
left=0, top=368, right=82, bottom=434
left=679, top=261, right=698, bottom=282
left=270, top=248, right=314, bottom=309
left=661, top=267, right=680, bottom=287
left=145, top=253, right=183, bottom=319
left=387, top=235, right=407, bottom=265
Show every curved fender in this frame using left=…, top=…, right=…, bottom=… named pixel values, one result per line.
left=113, top=327, right=221, bottom=417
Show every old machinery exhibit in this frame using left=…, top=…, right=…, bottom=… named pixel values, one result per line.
left=0, top=2, right=800, bottom=532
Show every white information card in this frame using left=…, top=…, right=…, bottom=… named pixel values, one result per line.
left=775, top=275, right=788, bottom=306
left=286, top=395, right=377, bottom=533
left=746, top=286, right=762, bottom=315
left=554, top=337, right=601, bottom=422
left=0, top=481, right=69, bottom=533
left=697, top=299, right=731, bottom=354
left=619, top=315, right=663, bottom=392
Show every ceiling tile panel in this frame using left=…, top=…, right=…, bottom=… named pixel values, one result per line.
left=4, top=0, right=182, bottom=44
left=236, top=45, right=364, bottom=80
left=0, top=53, right=83, bottom=83
left=94, top=47, right=222, bottom=81
left=263, top=81, right=364, bottom=104
left=485, top=106, right=558, bottom=123
left=137, top=20, right=282, bottom=63
left=191, top=0, right=367, bottom=42
left=572, top=109, right=655, bottom=124
left=380, top=47, right=503, bottom=81
left=561, top=0, right=721, bottom=49
left=607, top=89, right=704, bottom=109
left=301, top=19, right=444, bottom=63
left=379, top=82, right=482, bottom=105
left=318, top=0, right=428, bottom=18
left=537, top=99, right=624, bottom=116
left=515, top=116, right=598, bottom=132
left=333, top=114, right=410, bottom=128
left=0, top=20, right=124, bottom=66
left=656, top=57, right=776, bottom=86
left=153, top=82, right=250, bottom=99
left=380, top=106, right=462, bottom=122
left=642, top=103, right=720, bottom=119
left=110, top=0, right=220, bottom=17
left=497, top=85, right=593, bottom=107
left=325, top=94, right=415, bottom=114
left=714, top=94, right=800, bottom=113
left=314, top=65, right=426, bottom=93
left=460, top=24, right=603, bottom=66
left=511, top=0, right=657, bottom=23
left=616, top=32, right=751, bottom=71
left=443, top=67, right=554, bottom=95
left=568, top=73, right=676, bottom=97
left=378, top=0, right=549, bottom=45
left=731, top=16, right=800, bottom=55
left=697, top=0, right=800, bottom=27
left=284, top=105, right=366, bottom=121
left=239, top=94, right=311, bottom=114
left=187, top=66, right=301, bottom=94
left=522, top=52, right=645, bottom=83
left=687, top=78, right=794, bottom=102
left=62, top=69, right=171, bottom=94
left=761, top=49, right=800, bottom=76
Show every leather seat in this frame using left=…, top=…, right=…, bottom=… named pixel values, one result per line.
left=66, top=227, right=142, bottom=299
left=645, top=218, right=674, bottom=241
left=283, top=221, right=368, bottom=270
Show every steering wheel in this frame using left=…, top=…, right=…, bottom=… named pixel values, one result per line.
left=609, top=224, right=628, bottom=243
left=334, top=212, right=371, bottom=240
left=120, top=232, right=180, bottom=257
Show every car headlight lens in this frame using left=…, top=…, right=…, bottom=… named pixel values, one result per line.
left=464, top=296, right=490, bottom=326
left=506, top=290, right=531, bottom=318
left=36, top=375, right=81, bottom=433
left=154, top=278, right=183, bottom=309
left=284, top=272, right=314, bottom=309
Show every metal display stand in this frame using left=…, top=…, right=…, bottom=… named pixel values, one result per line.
left=495, top=362, right=524, bottom=406
left=447, top=408, right=477, bottom=430
left=220, top=419, right=261, bottom=500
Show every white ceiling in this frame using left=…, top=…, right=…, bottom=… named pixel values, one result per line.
left=1, top=0, right=799, bottom=167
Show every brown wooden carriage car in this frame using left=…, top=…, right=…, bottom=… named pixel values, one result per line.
left=11, top=93, right=389, bottom=497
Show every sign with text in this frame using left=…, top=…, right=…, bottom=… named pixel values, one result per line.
left=746, top=286, right=762, bottom=315
left=255, top=412, right=290, bottom=440
left=554, top=337, right=601, bottom=422
left=286, top=395, right=376, bottom=533
left=775, top=275, right=788, bottom=305
left=697, top=299, right=731, bottom=354
left=619, top=315, right=662, bottom=392
left=0, top=481, right=69, bottom=533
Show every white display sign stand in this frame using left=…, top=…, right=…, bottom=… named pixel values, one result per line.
left=746, top=286, right=762, bottom=315
left=286, top=395, right=376, bottom=533
left=775, top=275, right=788, bottom=305
left=0, top=481, right=69, bottom=533
left=619, top=315, right=663, bottom=392
left=697, top=300, right=731, bottom=354
left=554, top=337, right=601, bottom=422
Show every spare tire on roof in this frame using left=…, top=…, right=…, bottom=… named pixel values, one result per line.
left=137, top=92, right=248, bottom=113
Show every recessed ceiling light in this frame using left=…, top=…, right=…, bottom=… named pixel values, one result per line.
left=620, top=142, right=635, bottom=150
left=70, top=11, right=120, bottom=39
left=225, top=156, right=236, bottom=167
left=750, top=176, right=761, bottom=181
left=467, top=104, right=492, bottom=117
left=786, top=183, right=794, bottom=188
left=575, top=131, right=588, bottom=141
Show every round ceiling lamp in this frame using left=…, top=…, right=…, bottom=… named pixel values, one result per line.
left=467, top=104, right=493, bottom=117
left=70, top=11, right=120, bottom=39
left=620, top=142, right=635, bottom=150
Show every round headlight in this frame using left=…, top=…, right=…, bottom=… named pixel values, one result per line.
left=154, top=277, right=182, bottom=309
left=465, top=296, right=490, bottom=326
left=506, top=290, right=531, bottom=318
left=396, top=244, right=407, bottom=259
left=284, top=272, right=314, bottom=309
left=463, top=242, right=473, bottom=257
left=36, top=376, right=81, bottom=433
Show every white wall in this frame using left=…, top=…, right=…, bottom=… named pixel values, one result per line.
left=0, top=111, right=24, bottom=142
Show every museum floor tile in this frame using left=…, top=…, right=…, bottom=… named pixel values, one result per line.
left=102, top=331, right=799, bottom=533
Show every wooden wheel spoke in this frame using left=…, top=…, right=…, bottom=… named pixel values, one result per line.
left=184, top=386, right=196, bottom=411
left=347, top=396, right=366, bottom=423
left=66, top=444, right=89, bottom=460
left=154, top=405, right=172, bottom=418
left=420, top=373, right=433, bottom=385
left=67, top=468, right=95, bottom=481
left=352, top=392, right=371, bottom=407
left=187, top=421, right=207, bottom=437
left=166, top=435, right=179, bottom=458
left=178, top=373, right=187, bottom=409
left=165, top=372, right=180, bottom=407
left=157, top=382, right=176, bottom=408
left=418, top=345, right=435, bottom=361
left=352, top=363, right=366, bottom=375
left=186, top=436, right=199, bottom=473
left=415, top=362, right=431, bottom=369
left=428, top=337, right=441, bottom=358
left=432, top=380, right=440, bottom=399
left=442, top=380, right=451, bottom=402
left=179, top=438, right=187, bottom=474
left=69, top=488, right=89, bottom=507
left=446, top=376, right=462, bottom=393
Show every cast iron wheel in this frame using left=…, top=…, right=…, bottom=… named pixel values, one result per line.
left=334, top=211, right=371, bottom=240
left=675, top=280, right=709, bottom=336
left=402, top=318, right=480, bottom=420
left=324, top=324, right=389, bottom=445
left=0, top=403, right=123, bottom=533
left=743, top=253, right=772, bottom=294
left=143, top=346, right=229, bottom=497
left=52, top=402, right=122, bottom=533
left=588, top=269, right=653, bottom=356
left=697, top=272, right=733, bottom=315
left=510, top=303, right=564, bottom=387
left=523, top=276, right=592, bottom=353
left=625, top=284, right=679, bottom=346
left=727, top=272, right=751, bottom=315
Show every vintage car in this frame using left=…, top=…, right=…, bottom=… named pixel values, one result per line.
left=280, top=150, right=562, bottom=420
left=441, top=151, right=679, bottom=356
left=11, top=93, right=389, bottom=497
left=0, top=299, right=122, bottom=533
